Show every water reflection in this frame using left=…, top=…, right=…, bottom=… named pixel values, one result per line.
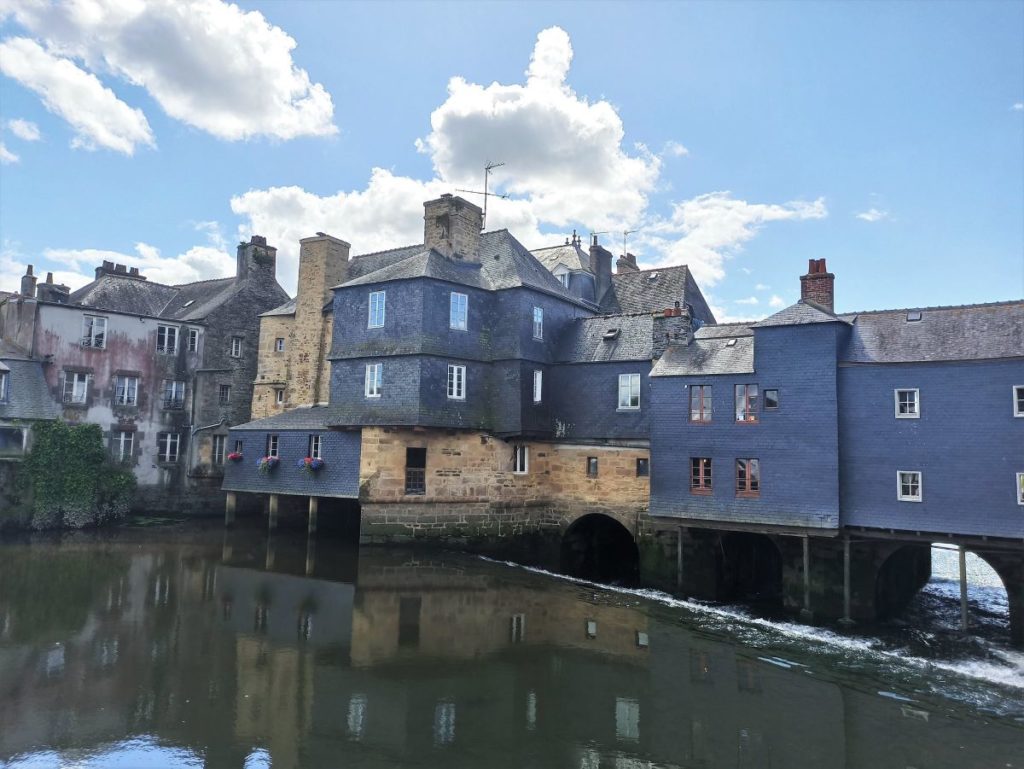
left=0, top=526, right=1020, bottom=769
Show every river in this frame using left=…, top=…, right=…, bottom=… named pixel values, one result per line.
left=0, top=520, right=1021, bottom=768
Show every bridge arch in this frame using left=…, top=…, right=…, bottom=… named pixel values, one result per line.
left=717, top=532, right=784, bottom=604
left=560, top=513, right=639, bottom=585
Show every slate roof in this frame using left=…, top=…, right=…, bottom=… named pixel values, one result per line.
left=753, top=299, right=851, bottom=328
left=839, top=300, right=1024, bottom=363
left=694, top=322, right=754, bottom=339
left=531, top=243, right=591, bottom=273
left=0, top=343, right=60, bottom=421
left=556, top=314, right=654, bottom=363
left=651, top=335, right=755, bottom=377
left=230, top=405, right=349, bottom=431
left=599, top=266, right=694, bottom=315
left=261, top=297, right=297, bottom=318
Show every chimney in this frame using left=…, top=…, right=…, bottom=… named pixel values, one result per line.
left=800, top=258, right=835, bottom=312
left=297, top=232, right=351, bottom=311
left=616, top=252, right=639, bottom=274
left=652, top=307, right=692, bottom=359
left=20, top=265, right=37, bottom=298
left=589, top=234, right=614, bottom=302
left=237, top=235, right=278, bottom=282
left=36, top=272, right=70, bottom=304
left=423, top=194, right=483, bottom=262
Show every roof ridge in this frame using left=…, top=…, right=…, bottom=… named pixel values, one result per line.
left=842, top=298, right=1024, bottom=316
left=169, top=275, right=234, bottom=289
left=351, top=242, right=421, bottom=260
left=612, top=264, right=689, bottom=277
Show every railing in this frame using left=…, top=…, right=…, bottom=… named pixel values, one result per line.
left=404, top=468, right=426, bottom=495
left=80, top=336, right=105, bottom=349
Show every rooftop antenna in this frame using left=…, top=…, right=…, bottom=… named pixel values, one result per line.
left=589, top=231, right=608, bottom=246
left=456, top=161, right=508, bottom=230
left=622, top=229, right=639, bottom=259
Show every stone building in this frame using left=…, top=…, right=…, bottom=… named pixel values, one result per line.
left=1, top=239, right=289, bottom=510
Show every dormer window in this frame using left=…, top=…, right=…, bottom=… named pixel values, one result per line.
left=906, top=311, right=922, bottom=322
left=559, top=273, right=570, bottom=289
left=0, top=370, right=7, bottom=402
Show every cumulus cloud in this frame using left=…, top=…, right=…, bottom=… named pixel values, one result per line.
left=769, top=294, right=786, bottom=308
left=7, top=119, right=41, bottom=141
left=2, top=0, right=336, bottom=142
left=0, top=143, right=18, bottom=164
left=662, top=140, right=689, bottom=157
left=1013, top=102, right=1023, bottom=111
left=855, top=207, right=890, bottom=222
left=0, top=37, right=154, bottom=154
left=735, top=296, right=759, bottom=305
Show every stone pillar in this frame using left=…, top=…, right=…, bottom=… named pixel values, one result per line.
left=305, top=535, right=316, bottom=576
left=308, top=496, right=319, bottom=535
left=268, top=494, right=279, bottom=530
left=839, top=537, right=854, bottom=627
left=225, top=492, right=236, bottom=526
left=959, top=546, right=969, bottom=633
left=676, top=527, right=685, bottom=590
left=265, top=536, right=275, bottom=570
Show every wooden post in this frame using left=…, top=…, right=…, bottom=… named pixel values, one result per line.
left=800, top=536, right=813, bottom=623
left=224, top=492, right=236, bottom=527
left=959, top=546, right=969, bottom=633
left=839, top=537, right=854, bottom=627
left=268, top=494, right=279, bottom=531
left=308, top=496, right=318, bottom=535
left=676, top=527, right=685, bottom=590
left=305, top=535, right=316, bottom=576
left=265, top=535, right=275, bottom=570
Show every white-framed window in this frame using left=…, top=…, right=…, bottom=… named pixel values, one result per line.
left=450, top=292, right=468, bottom=330
left=275, top=388, right=284, bottom=405
left=532, top=306, right=543, bottom=340
left=218, top=384, right=231, bottom=404
left=0, top=370, right=7, bottom=402
left=112, top=430, right=133, bottom=462
left=162, top=380, right=185, bottom=409
left=1014, top=385, right=1024, bottom=417
left=267, top=434, right=279, bottom=458
left=275, top=337, right=285, bottom=353
left=81, top=315, right=107, bottom=348
left=447, top=364, right=466, bottom=400
left=309, top=434, right=322, bottom=460
left=157, top=433, right=179, bottom=463
left=365, top=363, right=382, bottom=398
left=187, top=328, right=199, bottom=353
left=368, top=290, right=386, bottom=328
left=895, top=388, right=919, bottom=418
left=618, top=373, right=640, bottom=410
left=212, top=435, right=226, bottom=465
left=230, top=336, right=243, bottom=358
left=513, top=444, right=528, bottom=474
left=62, top=371, right=89, bottom=404
left=114, top=375, right=138, bottom=406
left=557, top=272, right=570, bottom=289
left=1017, top=473, right=1024, bottom=506
left=533, top=370, right=543, bottom=403
left=156, top=325, right=178, bottom=355
left=897, top=470, right=922, bottom=502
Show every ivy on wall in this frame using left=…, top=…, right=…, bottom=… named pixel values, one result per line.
left=19, top=422, right=136, bottom=529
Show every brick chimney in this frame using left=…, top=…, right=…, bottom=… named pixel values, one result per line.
left=616, top=252, right=639, bottom=274
left=237, top=235, right=278, bottom=282
left=652, top=304, right=692, bottom=359
left=20, top=265, right=37, bottom=298
left=800, top=258, right=835, bottom=312
left=424, top=194, right=483, bottom=262
left=589, top=235, right=614, bottom=302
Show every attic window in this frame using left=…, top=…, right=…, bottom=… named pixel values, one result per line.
left=906, top=311, right=922, bottom=322
left=182, top=300, right=195, bottom=308
left=647, top=272, right=659, bottom=281
left=603, top=328, right=620, bottom=340
left=725, top=338, right=737, bottom=347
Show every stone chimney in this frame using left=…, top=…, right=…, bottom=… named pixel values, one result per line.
left=94, top=261, right=147, bottom=281
left=589, top=234, right=614, bottom=302
left=20, top=265, right=37, bottom=298
left=297, top=233, right=350, bottom=312
left=36, top=272, right=70, bottom=304
left=237, top=235, right=278, bottom=282
left=800, top=258, right=835, bottom=312
left=616, top=252, right=639, bottom=274
left=423, top=194, right=483, bottom=262
left=652, top=304, right=691, bottom=359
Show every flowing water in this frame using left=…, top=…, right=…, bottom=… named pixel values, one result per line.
left=0, top=521, right=1020, bottom=769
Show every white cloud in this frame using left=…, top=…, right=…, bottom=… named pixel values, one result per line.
left=0, top=143, right=18, bottom=164
left=754, top=283, right=769, bottom=291
left=769, top=294, right=786, bottom=308
left=855, top=207, right=890, bottom=222
left=662, top=140, right=689, bottom=157
left=1012, top=102, right=1024, bottom=111
left=7, top=119, right=41, bottom=141
left=735, top=296, right=759, bottom=305
left=2, top=0, right=336, bottom=142
left=0, top=37, right=154, bottom=154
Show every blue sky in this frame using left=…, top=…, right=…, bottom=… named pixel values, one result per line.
left=1, top=0, right=1021, bottom=321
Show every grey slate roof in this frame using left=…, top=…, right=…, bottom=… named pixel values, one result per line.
left=753, top=299, right=851, bottom=328
left=531, top=243, right=591, bottom=273
left=231, top=405, right=349, bottom=431
left=839, top=300, right=1024, bottom=363
left=694, top=322, right=754, bottom=339
left=556, top=314, right=654, bottom=363
left=0, top=343, right=60, bottom=421
left=599, top=266, right=693, bottom=315
left=261, top=297, right=297, bottom=317
left=68, top=273, right=254, bottom=322
left=651, top=335, right=755, bottom=377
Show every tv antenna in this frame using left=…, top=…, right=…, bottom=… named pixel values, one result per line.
left=622, top=229, right=639, bottom=258
left=457, top=161, right=508, bottom=229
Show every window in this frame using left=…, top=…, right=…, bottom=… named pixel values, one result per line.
left=736, top=458, right=760, bottom=497
left=690, top=385, right=711, bottom=423
left=275, top=389, right=284, bottom=405
left=618, top=373, right=641, bottom=410
left=187, top=328, right=199, bottom=353
left=230, top=336, right=243, bottom=358
left=512, top=444, right=528, bottom=474
left=62, top=372, right=89, bottom=404
left=0, top=371, right=6, bottom=402
left=114, top=375, right=138, bottom=406
left=895, top=388, right=919, bottom=419
left=735, top=384, right=759, bottom=423
left=405, top=447, right=426, bottom=494
left=365, top=363, right=382, bottom=398
left=112, top=431, right=133, bottom=462
left=266, top=434, right=279, bottom=458
left=449, top=292, right=468, bottom=330
left=162, top=380, right=185, bottom=410
left=1017, top=473, right=1024, bottom=506
left=218, top=384, right=231, bottom=404
left=234, top=439, right=243, bottom=454
left=1013, top=386, right=1024, bottom=417
left=764, top=389, right=780, bottom=410
left=690, top=457, right=712, bottom=495
left=897, top=471, right=922, bottom=502
left=274, top=337, right=285, bottom=353
left=586, top=457, right=599, bottom=477
left=157, top=433, right=179, bottom=463
left=212, top=435, right=226, bottom=465
left=81, top=315, right=107, bottom=348
left=156, top=325, right=178, bottom=355
left=532, top=306, right=543, bottom=340
left=636, top=458, right=649, bottom=477
left=368, top=290, right=386, bottom=328
left=447, top=364, right=466, bottom=400
left=533, top=370, right=543, bottom=403
left=558, top=273, right=570, bottom=289
left=309, top=434, right=322, bottom=460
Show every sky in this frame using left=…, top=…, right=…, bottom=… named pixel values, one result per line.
left=0, top=0, right=1021, bottom=322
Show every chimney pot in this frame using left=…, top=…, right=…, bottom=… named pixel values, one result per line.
left=26, top=265, right=33, bottom=276
left=46, top=272, right=53, bottom=284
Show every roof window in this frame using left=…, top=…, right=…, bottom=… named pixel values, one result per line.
left=647, top=272, right=659, bottom=281
left=603, top=328, right=620, bottom=340
left=182, top=300, right=195, bottom=308
left=725, top=338, right=737, bottom=347
left=906, top=311, right=922, bottom=322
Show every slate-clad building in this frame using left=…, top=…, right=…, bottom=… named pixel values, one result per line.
left=0, top=338, right=60, bottom=457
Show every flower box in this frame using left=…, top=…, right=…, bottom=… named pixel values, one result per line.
left=227, top=452, right=243, bottom=462
left=257, top=456, right=279, bottom=475
left=297, top=456, right=325, bottom=475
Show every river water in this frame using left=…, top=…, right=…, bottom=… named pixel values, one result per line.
left=0, top=521, right=1021, bottom=769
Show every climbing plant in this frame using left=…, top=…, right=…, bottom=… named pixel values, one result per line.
left=20, top=421, right=136, bottom=529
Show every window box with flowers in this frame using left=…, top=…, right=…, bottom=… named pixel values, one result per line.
left=257, top=456, right=280, bottom=475
left=227, top=451, right=244, bottom=463
left=298, top=457, right=325, bottom=475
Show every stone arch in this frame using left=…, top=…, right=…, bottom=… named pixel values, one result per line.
left=966, top=548, right=1022, bottom=648
left=717, top=532, right=784, bottom=603
left=874, top=543, right=932, bottom=620
left=560, top=513, right=639, bottom=585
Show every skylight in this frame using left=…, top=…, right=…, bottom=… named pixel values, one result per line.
left=603, top=329, right=620, bottom=340
left=725, top=338, right=737, bottom=347
left=182, top=300, right=195, bottom=308
left=906, top=311, right=922, bottom=322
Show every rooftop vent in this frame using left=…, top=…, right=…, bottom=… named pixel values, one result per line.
left=182, top=299, right=195, bottom=308
left=906, top=311, right=922, bottom=322
left=603, top=328, right=620, bottom=340
left=725, top=338, right=737, bottom=347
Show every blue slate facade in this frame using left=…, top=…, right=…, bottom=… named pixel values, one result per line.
left=549, top=362, right=652, bottom=441
left=222, top=429, right=362, bottom=498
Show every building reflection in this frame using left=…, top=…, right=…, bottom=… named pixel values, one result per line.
left=0, top=530, right=1021, bottom=769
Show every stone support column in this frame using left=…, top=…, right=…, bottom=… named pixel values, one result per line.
left=268, top=494, right=279, bottom=530
left=800, top=536, right=813, bottom=623
left=225, top=492, right=236, bottom=527
left=308, top=496, right=318, bottom=535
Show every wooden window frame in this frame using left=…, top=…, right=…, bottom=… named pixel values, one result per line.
left=734, top=384, right=759, bottom=424
left=447, top=364, right=466, bottom=400
left=1013, top=385, right=1024, bottom=418
left=512, top=444, right=528, bottom=474
left=690, top=457, right=712, bottom=495
left=365, top=363, right=382, bottom=398
left=735, top=458, right=760, bottom=498
left=689, top=385, right=712, bottom=423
